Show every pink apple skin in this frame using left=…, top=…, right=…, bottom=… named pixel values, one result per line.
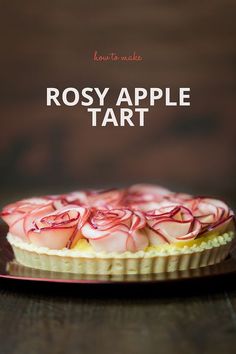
left=81, top=208, right=148, bottom=253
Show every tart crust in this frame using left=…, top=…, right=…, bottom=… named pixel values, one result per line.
left=7, top=232, right=234, bottom=275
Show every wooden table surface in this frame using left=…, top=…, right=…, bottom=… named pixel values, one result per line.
left=0, top=276, right=236, bottom=354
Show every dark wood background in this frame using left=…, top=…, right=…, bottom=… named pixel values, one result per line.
left=0, top=0, right=236, bottom=207
left=0, top=1, right=236, bottom=353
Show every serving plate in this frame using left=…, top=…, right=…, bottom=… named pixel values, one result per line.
left=1, top=224, right=236, bottom=284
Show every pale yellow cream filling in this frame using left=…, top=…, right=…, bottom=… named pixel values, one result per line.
left=7, top=231, right=235, bottom=259
left=72, top=231, right=234, bottom=253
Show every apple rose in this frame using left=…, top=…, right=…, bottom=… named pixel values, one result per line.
left=184, top=197, right=234, bottom=233
left=27, top=205, right=90, bottom=249
left=1, top=198, right=55, bottom=241
left=166, top=192, right=193, bottom=204
left=39, top=191, right=90, bottom=210
left=145, top=206, right=201, bottom=245
left=86, top=188, right=125, bottom=209
left=148, top=194, right=194, bottom=212
left=124, top=184, right=172, bottom=211
left=81, top=208, right=148, bottom=253
left=60, top=191, right=89, bottom=207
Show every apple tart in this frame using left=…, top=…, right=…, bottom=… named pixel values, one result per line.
left=1, top=184, right=235, bottom=275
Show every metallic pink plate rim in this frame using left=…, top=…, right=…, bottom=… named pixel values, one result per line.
left=1, top=224, right=236, bottom=284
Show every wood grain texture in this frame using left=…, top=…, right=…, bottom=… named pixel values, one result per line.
left=0, top=0, right=236, bottom=203
left=0, top=280, right=236, bottom=354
